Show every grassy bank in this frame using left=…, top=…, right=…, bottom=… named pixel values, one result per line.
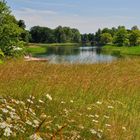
left=103, top=45, right=140, bottom=56
left=26, top=43, right=80, bottom=54
left=0, top=59, right=140, bottom=139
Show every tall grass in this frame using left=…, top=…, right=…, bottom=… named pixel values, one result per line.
left=0, top=58, right=140, bottom=139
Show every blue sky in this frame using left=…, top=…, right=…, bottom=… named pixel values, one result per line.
left=7, top=0, right=140, bottom=33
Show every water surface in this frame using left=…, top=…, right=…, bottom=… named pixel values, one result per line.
left=35, top=46, right=118, bottom=64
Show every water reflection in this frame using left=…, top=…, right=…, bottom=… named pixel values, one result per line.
left=35, top=46, right=117, bottom=64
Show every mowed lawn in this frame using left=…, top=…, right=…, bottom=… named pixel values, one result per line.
left=0, top=58, right=140, bottom=140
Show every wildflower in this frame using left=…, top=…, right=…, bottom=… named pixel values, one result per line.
left=46, top=94, right=52, bottom=101
left=33, top=120, right=40, bottom=127
left=70, top=100, right=74, bottom=103
left=9, top=112, right=20, bottom=120
left=0, top=122, right=12, bottom=129
left=104, top=115, right=110, bottom=119
left=1, top=108, right=8, bottom=113
left=68, top=119, right=75, bottom=123
left=105, top=124, right=111, bottom=127
left=7, top=106, right=15, bottom=112
left=4, top=127, right=12, bottom=137
left=29, top=108, right=36, bottom=115
left=29, top=133, right=43, bottom=140
left=78, top=125, right=84, bottom=129
left=61, top=101, right=65, bottom=104
left=96, top=101, right=102, bottom=105
left=55, top=124, right=62, bottom=129
left=108, top=106, right=114, bottom=109
left=0, top=98, right=7, bottom=103
left=12, top=99, right=20, bottom=104
left=27, top=99, right=33, bottom=104
left=40, top=113, right=47, bottom=119
left=39, top=99, right=44, bottom=103
left=90, top=129, right=97, bottom=134
left=92, top=119, right=98, bottom=123
left=88, top=114, right=94, bottom=118
left=26, top=120, right=32, bottom=126
left=98, top=129, right=103, bottom=133
left=87, top=107, right=92, bottom=110
left=7, top=117, right=12, bottom=123
left=97, top=133, right=102, bottom=139
left=95, top=114, right=99, bottom=118
left=63, top=108, right=69, bottom=114
left=19, top=101, right=25, bottom=105
left=29, top=95, right=35, bottom=99
left=15, top=100, right=20, bottom=104
left=78, top=113, right=82, bottom=116
left=122, top=126, right=126, bottom=131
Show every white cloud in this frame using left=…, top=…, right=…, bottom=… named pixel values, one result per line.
left=15, top=8, right=57, bottom=15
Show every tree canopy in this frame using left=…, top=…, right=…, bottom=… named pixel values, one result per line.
left=0, top=0, right=25, bottom=56
left=81, top=26, right=140, bottom=46
left=30, top=26, right=81, bottom=43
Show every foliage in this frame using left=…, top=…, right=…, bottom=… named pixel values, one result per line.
left=131, top=25, right=139, bottom=31
left=129, top=30, right=140, bottom=46
left=0, top=49, right=4, bottom=58
left=81, top=26, right=140, bottom=47
left=18, top=19, right=26, bottom=29
left=113, top=28, right=128, bottom=46
left=0, top=49, right=4, bottom=64
left=30, top=26, right=81, bottom=44
left=100, top=33, right=113, bottom=45
left=0, top=1, right=25, bottom=57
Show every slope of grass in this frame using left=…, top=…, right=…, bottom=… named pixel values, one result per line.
left=26, top=43, right=80, bottom=55
left=103, top=45, right=140, bottom=56
left=0, top=59, right=140, bottom=139
left=26, top=46, right=47, bottom=55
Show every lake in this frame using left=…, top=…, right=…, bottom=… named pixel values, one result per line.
left=35, top=46, right=118, bottom=64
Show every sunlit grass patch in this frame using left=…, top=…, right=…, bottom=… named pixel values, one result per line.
left=0, top=59, right=140, bottom=139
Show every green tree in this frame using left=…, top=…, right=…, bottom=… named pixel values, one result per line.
left=129, top=30, right=140, bottom=46
left=0, top=0, right=24, bottom=56
left=81, top=34, right=89, bottom=44
left=110, top=27, right=117, bottom=36
left=63, top=27, right=73, bottom=42
left=71, top=28, right=81, bottom=43
left=113, top=28, right=129, bottom=46
left=94, top=29, right=102, bottom=45
left=131, top=25, right=139, bottom=31
left=54, top=26, right=67, bottom=43
left=18, top=20, right=26, bottom=29
left=100, top=33, right=112, bottom=45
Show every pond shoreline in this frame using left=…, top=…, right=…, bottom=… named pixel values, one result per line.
left=102, top=45, right=140, bottom=56
left=24, top=56, right=49, bottom=62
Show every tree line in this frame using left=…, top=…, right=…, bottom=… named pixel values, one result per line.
left=81, top=26, right=140, bottom=46
left=29, top=25, right=140, bottom=47
left=30, top=26, right=81, bottom=43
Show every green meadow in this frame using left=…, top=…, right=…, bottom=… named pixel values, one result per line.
left=0, top=58, right=140, bottom=139
left=103, top=45, right=140, bottom=56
